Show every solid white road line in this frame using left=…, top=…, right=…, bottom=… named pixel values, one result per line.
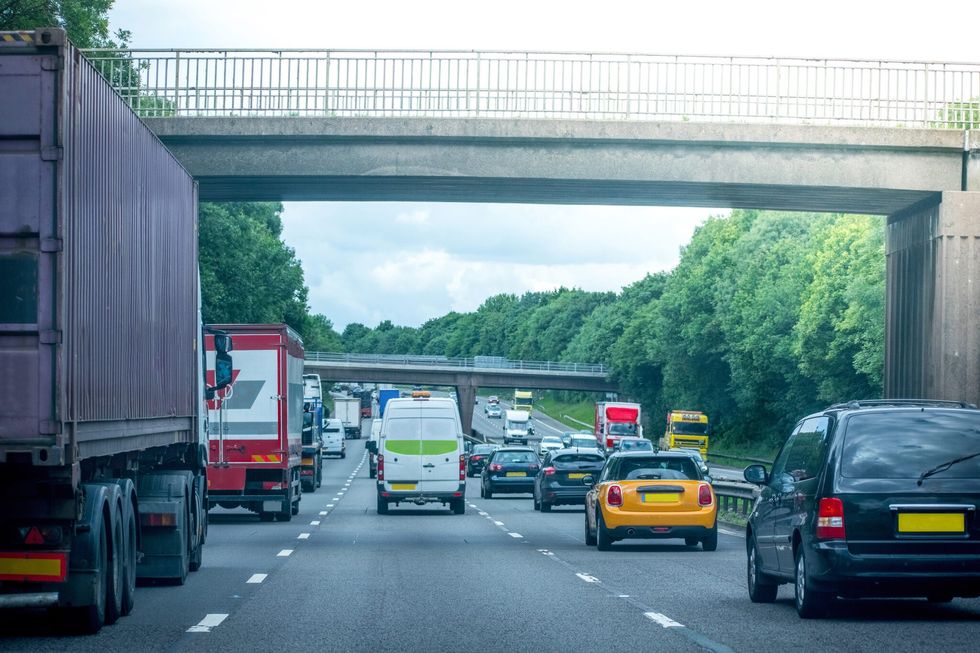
left=644, top=612, right=683, bottom=628
left=246, top=574, right=267, bottom=584
left=576, top=573, right=600, bottom=583
left=277, top=549, right=293, bottom=557
left=297, top=532, right=310, bottom=539
left=187, top=613, right=229, bottom=633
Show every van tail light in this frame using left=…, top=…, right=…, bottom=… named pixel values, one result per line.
left=459, top=455, right=466, bottom=481
left=377, top=454, right=384, bottom=481
left=816, top=497, right=846, bottom=539
left=607, top=484, right=623, bottom=507
left=543, top=467, right=556, bottom=476
left=698, top=483, right=713, bottom=506
left=490, top=463, right=503, bottom=472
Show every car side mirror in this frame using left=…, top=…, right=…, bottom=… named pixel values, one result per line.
left=582, top=475, right=595, bottom=487
left=744, top=464, right=768, bottom=486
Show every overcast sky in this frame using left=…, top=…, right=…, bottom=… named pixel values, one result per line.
left=109, top=0, right=980, bottom=328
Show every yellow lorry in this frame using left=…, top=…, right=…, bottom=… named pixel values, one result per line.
left=513, top=390, right=534, bottom=413
left=660, top=410, right=710, bottom=459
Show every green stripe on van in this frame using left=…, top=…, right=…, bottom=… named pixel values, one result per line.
left=384, top=440, right=457, bottom=456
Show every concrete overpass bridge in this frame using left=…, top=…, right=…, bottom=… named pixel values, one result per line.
left=303, top=352, right=616, bottom=435
left=87, top=47, right=980, bottom=406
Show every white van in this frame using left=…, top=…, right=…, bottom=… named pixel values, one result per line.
left=369, top=397, right=465, bottom=514
left=322, top=418, right=346, bottom=458
left=503, top=409, right=533, bottom=444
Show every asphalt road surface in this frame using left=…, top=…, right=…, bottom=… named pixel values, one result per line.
left=2, top=419, right=979, bottom=652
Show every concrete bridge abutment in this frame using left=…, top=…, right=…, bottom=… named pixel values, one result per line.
left=886, top=191, right=980, bottom=406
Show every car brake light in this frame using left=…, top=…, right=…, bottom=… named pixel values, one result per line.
left=471, top=455, right=482, bottom=461
left=698, top=483, right=712, bottom=506
left=607, top=484, right=623, bottom=507
left=459, top=455, right=466, bottom=481
left=377, top=454, right=384, bottom=481
left=543, top=467, right=556, bottom=476
left=816, top=497, right=846, bottom=539
left=490, top=463, right=503, bottom=472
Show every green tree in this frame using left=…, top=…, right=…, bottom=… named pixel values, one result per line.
left=1, top=0, right=123, bottom=48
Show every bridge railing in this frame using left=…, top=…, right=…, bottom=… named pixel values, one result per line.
left=83, top=48, right=980, bottom=128
left=304, top=351, right=607, bottom=375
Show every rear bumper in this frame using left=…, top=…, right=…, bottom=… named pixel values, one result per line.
left=608, top=524, right=715, bottom=540
left=806, top=540, right=980, bottom=598
left=541, top=488, right=589, bottom=505
left=486, top=477, right=534, bottom=492
left=378, top=483, right=465, bottom=504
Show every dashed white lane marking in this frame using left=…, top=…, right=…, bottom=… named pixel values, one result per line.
left=187, top=613, right=228, bottom=633
left=576, top=573, right=600, bottom=583
left=277, top=549, right=293, bottom=557
left=508, top=532, right=523, bottom=538
left=478, top=511, right=488, bottom=516
left=332, top=497, right=340, bottom=501
left=326, top=504, right=335, bottom=508
left=493, top=521, right=505, bottom=526
left=319, top=511, right=328, bottom=516
left=246, top=574, right=267, bottom=584
left=618, top=594, right=630, bottom=598
left=297, top=532, right=310, bottom=540
left=644, top=612, right=683, bottom=628
left=310, top=520, right=320, bottom=526
left=718, top=527, right=744, bottom=538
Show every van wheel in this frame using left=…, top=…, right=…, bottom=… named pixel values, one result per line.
left=377, top=496, right=389, bottom=515
left=451, top=499, right=465, bottom=515
left=540, top=501, right=552, bottom=513
left=795, top=548, right=831, bottom=618
left=369, top=468, right=376, bottom=479
left=747, top=540, right=778, bottom=603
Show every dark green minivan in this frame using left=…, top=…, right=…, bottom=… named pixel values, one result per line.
left=743, top=400, right=980, bottom=618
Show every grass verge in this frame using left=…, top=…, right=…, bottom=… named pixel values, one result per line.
left=534, top=395, right=595, bottom=430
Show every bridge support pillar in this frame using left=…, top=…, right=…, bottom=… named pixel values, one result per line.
left=885, top=191, right=980, bottom=406
left=455, top=382, right=478, bottom=438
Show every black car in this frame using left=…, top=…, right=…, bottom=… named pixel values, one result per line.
left=481, top=447, right=540, bottom=498
left=466, top=444, right=499, bottom=477
left=743, top=399, right=980, bottom=618
left=533, top=450, right=605, bottom=512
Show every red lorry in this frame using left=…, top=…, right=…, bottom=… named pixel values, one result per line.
left=206, top=325, right=305, bottom=522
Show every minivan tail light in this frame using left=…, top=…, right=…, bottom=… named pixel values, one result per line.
left=459, top=455, right=466, bottom=481
left=698, top=483, right=712, bottom=506
left=816, top=497, right=845, bottom=539
left=377, top=454, right=384, bottom=481
left=607, top=484, right=623, bottom=507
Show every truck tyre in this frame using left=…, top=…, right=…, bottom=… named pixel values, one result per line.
left=74, top=521, right=108, bottom=634
left=259, top=512, right=275, bottom=522
left=176, top=499, right=190, bottom=585
left=112, top=479, right=138, bottom=617
left=104, top=503, right=124, bottom=625
left=189, top=490, right=203, bottom=572
left=377, top=495, right=389, bottom=515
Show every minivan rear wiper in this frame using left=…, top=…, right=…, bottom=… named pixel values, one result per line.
left=917, top=451, right=980, bottom=486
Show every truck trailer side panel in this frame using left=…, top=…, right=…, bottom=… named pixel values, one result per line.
left=0, top=29, right=198, bottom=465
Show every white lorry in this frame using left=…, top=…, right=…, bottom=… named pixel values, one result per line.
left=334, top=397, right=362, bottom=439
left=503, top=410, right=534, bottom=445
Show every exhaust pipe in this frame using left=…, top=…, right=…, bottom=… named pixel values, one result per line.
left=626, top=528, right=636, bottom=536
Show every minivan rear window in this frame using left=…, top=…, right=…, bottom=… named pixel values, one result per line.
left=841, top=412, right=980, bottom=479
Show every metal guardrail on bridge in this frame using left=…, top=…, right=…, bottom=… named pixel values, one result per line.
left=84, top=48, right=980, bottom=128
left=304, top=352, right=607, bottom=375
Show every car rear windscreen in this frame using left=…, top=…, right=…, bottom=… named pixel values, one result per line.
left=840, top=412, right=980, bottom=479
left=613, top=457, right=699, bottom=481
left=494, top=451, right=537, bottom=463
left=554, top=454, right=604, bottom=464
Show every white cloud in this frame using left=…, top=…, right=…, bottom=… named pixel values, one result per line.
left=394, top=209, right=430, bottom=226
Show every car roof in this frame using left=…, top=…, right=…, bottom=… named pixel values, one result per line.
left=495, top=446, right=534, bottom=452
left=608, top=451, right=693, bottom=459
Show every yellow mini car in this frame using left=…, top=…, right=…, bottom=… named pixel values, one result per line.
left=584, top=451, right=717, bottom=551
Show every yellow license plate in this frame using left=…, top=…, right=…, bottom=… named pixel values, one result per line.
left=506, top=472, right=526, bottom=477
left=897, top=512, right=964, bottom=533
left=641, top=493, right=679, bottom=503
left=390, top=483, right=417, bottom=491
left=568, top=473, right=586, bottom=479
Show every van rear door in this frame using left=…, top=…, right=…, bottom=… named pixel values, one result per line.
left=418, top=410, right=462, bottom=493
left=382, top=409, right=424, bottom=491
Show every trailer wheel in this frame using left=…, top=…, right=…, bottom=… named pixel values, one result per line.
left=73, top=518, right=108, bottom=634
left=189, top=489, right=203, bottom=572
left=120, top=500, right=137, bottom=616
left=104, top=503, right=124, bottom=624
left=176, top=497, right=190, bottom=585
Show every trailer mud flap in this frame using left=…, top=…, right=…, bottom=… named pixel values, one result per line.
left=136, top=471, right=191, bottom=580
